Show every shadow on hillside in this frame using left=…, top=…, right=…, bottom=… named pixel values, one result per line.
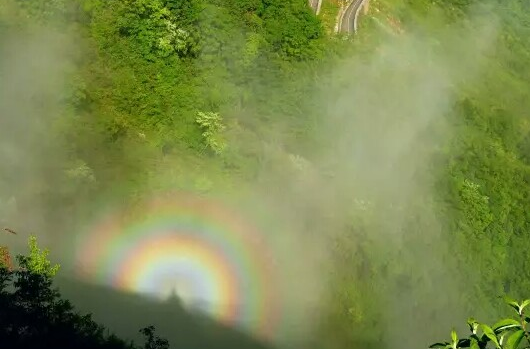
left=55, top=276, right=274, bottom=349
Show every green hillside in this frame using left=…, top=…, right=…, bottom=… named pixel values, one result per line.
left=0, top=0, right=529, bottom=348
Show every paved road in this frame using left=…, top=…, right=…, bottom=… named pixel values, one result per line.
left=339, top=0, right=366, bottom=34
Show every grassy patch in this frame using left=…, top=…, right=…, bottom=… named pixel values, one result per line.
left=358, top=0, right=404, bottom=35
left=319, top=0, right=342, bottom=35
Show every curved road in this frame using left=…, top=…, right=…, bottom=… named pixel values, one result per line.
left=338, top=0, right=367, bottom=34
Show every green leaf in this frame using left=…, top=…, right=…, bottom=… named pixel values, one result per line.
left=482, top=324, right=501, bottom=348
left=452, top=330, right=459, bottom=343
left=520, top=300, right=530, bottom=312
left=492, top=319, right=522, bottom=333
left=504, top=297, right=521, bottom=313
left=430, top=342, right=449, bottom=348
left=468, top=318, right=479, bottom=334
left=504, top=330, right=525, bottom=349
left=470, top=338, right=480, bottom=349
left=499, top=333, right=506, bottom=346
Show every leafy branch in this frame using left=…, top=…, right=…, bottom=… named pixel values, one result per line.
left=430, top=298, right=530, bottom=349
left=195, top=111, right=227, bottom=155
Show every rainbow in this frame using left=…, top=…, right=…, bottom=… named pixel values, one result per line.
left=74, top=193, right=279, bottom=339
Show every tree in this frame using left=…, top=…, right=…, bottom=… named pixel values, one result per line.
left=0, top=236, right=169, bottom=349
left=431, top=298, right=530, bottom=349
left=140, top=326, right=170, bottom=349
left=196, top=111, right=227, bottom=155
left=0, top=246, right=12, bottom=271
left=22, top=235, right=60, bottom=277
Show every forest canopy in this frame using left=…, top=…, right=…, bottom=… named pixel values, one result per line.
left=0, top=0, right=529, bottom=348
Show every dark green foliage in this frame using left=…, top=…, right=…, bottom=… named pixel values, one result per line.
left=260, top=0, right=324, bottom=60
left=140, top=326, right=170, bottom=349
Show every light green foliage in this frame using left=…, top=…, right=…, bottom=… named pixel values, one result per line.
left=65, top=160, right=97, bottom=184
left=241, top=32, right=262, bottom=67
left=97, top=0, right=197, bottom=60
left=193, top=175, right=214, bottom=193
left=14, top=0, right=67, bottom=23
left=196, top=111, right=227, bottom=154
left=157, top=19, right=191, bottom=57
left=288, top=153, right=312, bottom=173
left=458, top=179, right=494, bottom=233
left=25, top=236, right=60, bottom=277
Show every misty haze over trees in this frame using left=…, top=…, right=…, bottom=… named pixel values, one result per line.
left=0, top=0, right=529, bottom=348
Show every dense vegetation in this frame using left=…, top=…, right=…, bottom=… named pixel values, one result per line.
left=0, top=0, right=529, bottom=348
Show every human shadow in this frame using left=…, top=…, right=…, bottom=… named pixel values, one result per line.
left=55, top=275, right=275, bottom=349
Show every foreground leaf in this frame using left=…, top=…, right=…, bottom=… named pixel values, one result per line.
left=492, top=319, right=521, bottom=333
left=520, top=300, right=530, bottom=312
left=504, top=297, right=521, bottom=313
left=452, top=330, right=459, bottom=343
left=504, top=330, right=525, bottom=349
left=482, top=324, right=501, bottom=348
left=468, top=318, right=479, bottom=334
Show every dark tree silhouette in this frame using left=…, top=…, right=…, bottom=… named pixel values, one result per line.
left=0, top=237, right=169, bottom=349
